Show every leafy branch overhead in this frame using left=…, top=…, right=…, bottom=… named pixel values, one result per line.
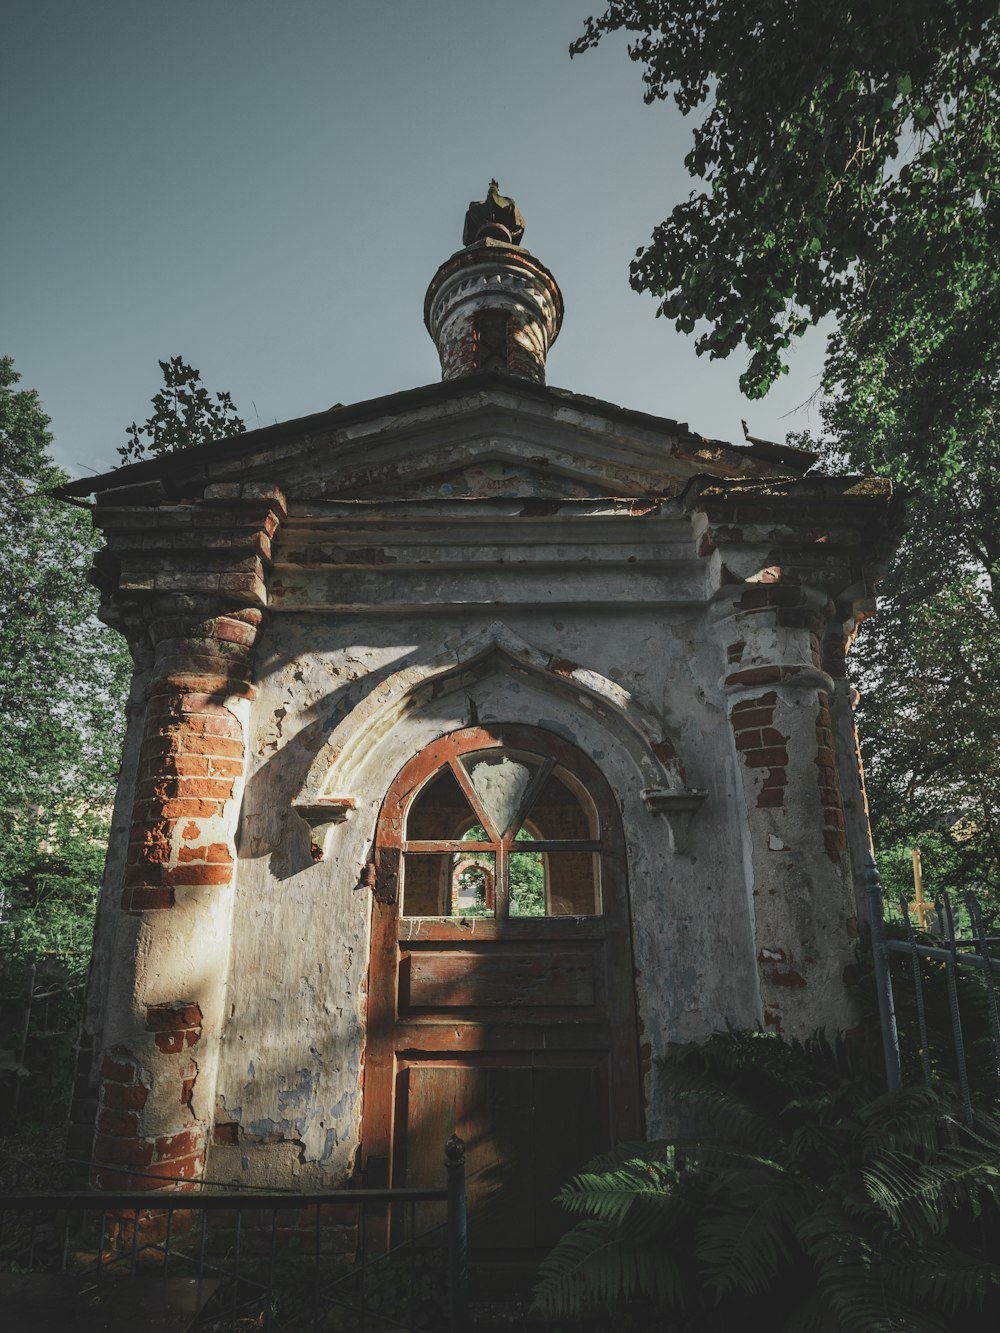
left=572, top=1, right=998, bottom=400
left=119, top=356, right=245, bottom=464
left=574, top=2, right=1000, bottom=918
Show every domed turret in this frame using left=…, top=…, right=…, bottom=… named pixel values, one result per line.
left=424, top=181, right=563, bottom=383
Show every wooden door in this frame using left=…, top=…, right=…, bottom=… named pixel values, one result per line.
left=362, top=725, right=642, bottom=1263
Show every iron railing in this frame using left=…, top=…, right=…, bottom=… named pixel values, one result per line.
left=0, top=1136, right=469, bottom=1332
left=865, top=851, right=1000, bottom=1119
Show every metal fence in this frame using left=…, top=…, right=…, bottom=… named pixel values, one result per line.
left=0, top=967, right=84, bottom=1126
left=865, top=852, right=1000, bottom=1118
left=0, top=1136, right=469, bottom=1332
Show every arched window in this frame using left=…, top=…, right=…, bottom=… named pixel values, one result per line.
left=384, top=726, right=612, bottom=919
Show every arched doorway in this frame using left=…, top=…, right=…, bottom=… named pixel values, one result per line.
left=362, top=724, right=642, bottom=1265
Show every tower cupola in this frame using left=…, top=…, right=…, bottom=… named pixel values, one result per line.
left=424, top=181, right=563, bottom=383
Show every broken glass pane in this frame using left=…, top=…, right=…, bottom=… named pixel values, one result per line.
left=407, top=766, right=478, bottom=841
left=519, top=765, right=597, bottom=841
left=402, top=851, right=496, bottom=918
left=509, top=851, right=602, bottom=917
left=461, top=750, right=539, bottom=837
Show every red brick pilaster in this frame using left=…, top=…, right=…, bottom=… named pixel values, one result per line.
left=82, top=481, right=285, bottom=1191
left=688, top=476, right=903, bottom=1038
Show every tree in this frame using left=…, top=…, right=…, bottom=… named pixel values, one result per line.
left=570, top=1, right=997, bottom=403
left=571, top=3, right=1000, bottom=911
left=119, top=355, right=245, bottom=464
left=0, top=358, right=129, bottom=868
left=0, top=358, right=131, bottom=1119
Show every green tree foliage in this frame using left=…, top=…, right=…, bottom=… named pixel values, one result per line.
left=0, top=358, right=129, bottom=877
left=570, top=1, right=997, bottom=400
left=0, top=358, right=131, bottom=1118
left=457, top=825, right=545, bottom=916
left=534, top=1032, right=1000, bottom=1330
left=571, top=2, right=1000, bottom=912
left=119, top=355, right=245, bottom=464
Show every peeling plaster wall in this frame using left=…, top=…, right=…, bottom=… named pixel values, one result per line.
left=214, top=605, right=761, bottom=1180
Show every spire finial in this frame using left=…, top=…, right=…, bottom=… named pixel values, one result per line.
left=463, top=181, right=525, bottom=247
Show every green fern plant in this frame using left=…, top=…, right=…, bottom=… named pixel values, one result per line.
left=533, top=1032, right=1000, bottom=1331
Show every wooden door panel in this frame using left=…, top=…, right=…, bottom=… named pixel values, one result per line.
left=396, top=1062, right=535, bottom=1252
left=402, top=946, right=599, bottom=1010
left=533, top=1064, right=607, bottom=1247
left=396, top=1058, right=607, bottom=1253
left=363, top=725, right=643, bottom=1270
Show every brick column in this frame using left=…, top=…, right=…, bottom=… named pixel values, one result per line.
left=688, top=477, right=903, bottom=1038
left=84, top=482, right=285, bottom=1191
left=714, top=583, right=858, bottom=1036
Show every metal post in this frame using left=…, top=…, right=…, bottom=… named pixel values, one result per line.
left=900, top=894, right=933, bottom=1087
left=966, top=891, right=1000, bottom=1086
left=864, top=851, right=902, bottom=1092
left=940, top=893, right=973, bottom=1124
left=445, top=1134, right=468, bottom=1333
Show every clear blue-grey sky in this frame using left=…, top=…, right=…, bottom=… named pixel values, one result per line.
left=4, top=1, right=827, bottom=480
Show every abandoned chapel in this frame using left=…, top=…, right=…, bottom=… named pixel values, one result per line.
left=58, top=183, right=902, bottom=1252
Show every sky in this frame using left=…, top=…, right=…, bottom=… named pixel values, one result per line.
left=4, top=1, right=828, bottom=481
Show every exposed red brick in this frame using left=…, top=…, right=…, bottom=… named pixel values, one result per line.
left=155, top=798, right=226, bottom=820
left=735, top=729, right=763, bottom=751
left=129, top=1154, right=203, bottom=1185
left=153, top=1029, right=201, bottom=1054
left=767, top=968, right=807, bottom=988
left=145, top=1002, right=203, bottom=1032
left=761, top=767, right=787, bottom=788
left=93, top=1133, right=155, bottom=1167
left=733, top=691, right=777, bottom=712
left=214, top=618, right=259, bottom=646
left=102, top=1083, right=149, bottom=1111
left=742, top=746, right=788, bottom=769
left=732, top=710, right=772, bottom=734
left=101, top=1049, right=141, bottom=1084
left=122, top=885, right=175, bottom=912
left=97, top=1107, right=140, bottom=1137
left=725, top=666, right=785, bottom=688
left=756, top=788, right=784, bottom=808
left=166, top=863, right=232, bottom=887
left=172, top=777, right=236, bottom=799
left=154, top=1128, right=201, bottom=1160
left=213, top=1122, right=239, bottom=1146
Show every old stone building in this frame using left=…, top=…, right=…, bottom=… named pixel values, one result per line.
left=60, top=184, right=901, bottom=1253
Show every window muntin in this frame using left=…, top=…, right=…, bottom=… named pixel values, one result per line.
left=401, top=747, right=604, bottom=919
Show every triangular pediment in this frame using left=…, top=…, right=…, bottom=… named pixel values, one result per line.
left=58, top=373, right=813, bottom=507
left=203, top=387, right=802, bottom=504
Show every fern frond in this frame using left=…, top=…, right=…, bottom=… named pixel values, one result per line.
left=695, top=1173, right=811, bottom=1296
left=531, top=1217, right=688, bottom=1317
left=881, top=1242, right=1000, bottom=1315
left=864, top=1146, right=1000, bottom=1238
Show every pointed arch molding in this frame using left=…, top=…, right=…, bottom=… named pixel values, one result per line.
left=291, top=622, right=706, bottom=855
